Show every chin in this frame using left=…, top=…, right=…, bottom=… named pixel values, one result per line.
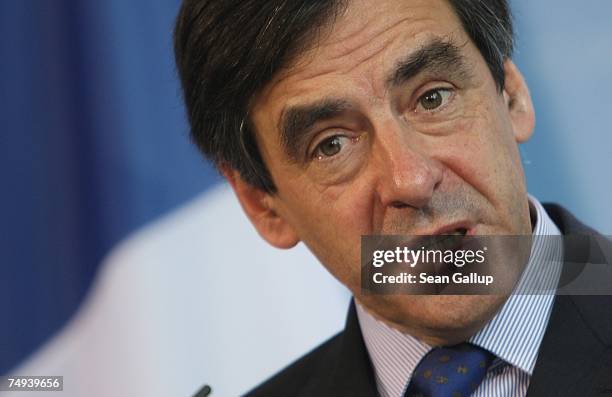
left=358, top=294, right=506, bottom=346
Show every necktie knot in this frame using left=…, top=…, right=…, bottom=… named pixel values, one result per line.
left=404, top=343, right=494, bottom=397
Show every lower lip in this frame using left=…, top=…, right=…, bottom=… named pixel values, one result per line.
left=466, top=225, right=478, bottom=236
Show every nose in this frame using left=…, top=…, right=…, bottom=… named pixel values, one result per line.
left=374, top=127, right=444, bottom=210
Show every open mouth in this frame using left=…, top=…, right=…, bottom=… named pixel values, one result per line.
left=425, top=227, right=468, bottom=252
left=445, top=227, right=468, bottom=237
left=421, top=228, right=478, bottom=277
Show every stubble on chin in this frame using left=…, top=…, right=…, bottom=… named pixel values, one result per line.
left=356, top=294, right=506, bottom=346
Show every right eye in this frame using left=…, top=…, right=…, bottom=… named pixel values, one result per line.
left=313, top=135, right=348, bottom=160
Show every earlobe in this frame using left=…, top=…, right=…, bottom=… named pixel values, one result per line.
left=503, top=60, right=535, bottom=143
left=222, top=167, right=300, bottom=249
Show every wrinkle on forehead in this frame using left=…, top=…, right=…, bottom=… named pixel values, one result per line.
left=282, top=19, right=437, bottom=86
left=324, top=16, right=415, bottom=62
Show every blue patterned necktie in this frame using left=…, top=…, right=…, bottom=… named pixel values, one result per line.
left=403, top=343, right=494, bottom=397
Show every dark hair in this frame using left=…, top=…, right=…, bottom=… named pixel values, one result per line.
left=174, top=0, right=514, bottom=192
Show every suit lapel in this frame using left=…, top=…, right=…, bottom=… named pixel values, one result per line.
left=321, top=300, right=379, bottom=397
left=527, top=296, right=609, bottom=396
left=528, top=204, right=612, bottom=396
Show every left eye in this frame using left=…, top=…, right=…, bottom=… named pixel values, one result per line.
left=416, top=88, right=453, bottom=111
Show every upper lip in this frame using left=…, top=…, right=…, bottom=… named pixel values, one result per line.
left=422, top=220, right=475, bottom=236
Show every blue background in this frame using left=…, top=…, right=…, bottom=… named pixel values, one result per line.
left=1, top=0, right=610, bottom=374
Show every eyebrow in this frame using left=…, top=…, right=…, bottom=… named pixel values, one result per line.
left=280, top=98, right=352, bottom=162
left=278, top=38, right=471, bottom=162
left=387, top=38, right=471, bottom=87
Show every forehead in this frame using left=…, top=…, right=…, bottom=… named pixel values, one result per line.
left=251, top=0, right=470, bottom=125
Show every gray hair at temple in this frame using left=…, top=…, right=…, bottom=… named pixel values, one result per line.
left=173, top=0, right=514, bottom=192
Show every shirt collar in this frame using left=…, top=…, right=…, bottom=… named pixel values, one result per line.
left=356, top=195, right=563, bottom=397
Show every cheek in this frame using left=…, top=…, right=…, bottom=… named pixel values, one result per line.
left=444, top=84, right=522, bottom=184
left=278, top=179, right=378, bottom=290
left=438, top=104, right=527, bottom=221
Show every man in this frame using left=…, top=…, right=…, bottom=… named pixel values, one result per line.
left=174, top=0, right=612, bottom=396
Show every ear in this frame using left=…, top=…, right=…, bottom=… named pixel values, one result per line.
left=222, top=167, right=300, bottom=249
left=502, top=60, right=535, bottom=143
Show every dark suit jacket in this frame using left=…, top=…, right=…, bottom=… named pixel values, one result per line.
left=245, top=204, right=612, bottom=396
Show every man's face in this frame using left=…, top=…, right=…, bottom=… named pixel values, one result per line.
left=246, top=0, right=534, bottom=344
